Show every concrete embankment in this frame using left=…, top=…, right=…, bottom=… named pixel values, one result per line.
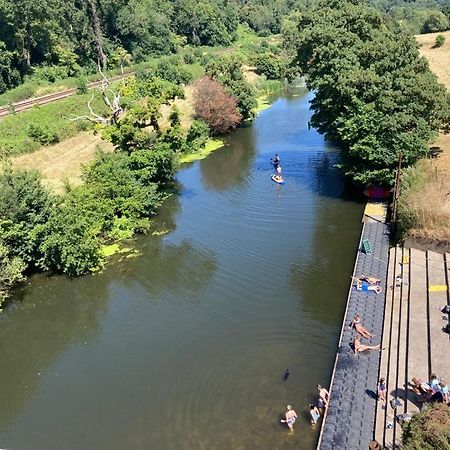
left=317, top=202, right=390, bottom=450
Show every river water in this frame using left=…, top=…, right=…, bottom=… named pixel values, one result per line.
left=0, top=90, right=363, bottom=450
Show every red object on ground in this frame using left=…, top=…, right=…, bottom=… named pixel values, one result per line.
left=363, top=187, right=391, bottom=199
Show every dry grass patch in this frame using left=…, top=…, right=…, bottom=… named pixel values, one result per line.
left=11, top=131, right=113, bottom=192
left=401, top=33, right=450, bottom=244
left=399, top=158, right=450, bottom=244
left=416, top=31, right=450, bottom=90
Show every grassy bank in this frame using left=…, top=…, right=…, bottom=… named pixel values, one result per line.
left=0, top=92, right=109, bottom=158
left=397, top=32, right=450, bottom=245
left=397, top=158, right=450, bottom=245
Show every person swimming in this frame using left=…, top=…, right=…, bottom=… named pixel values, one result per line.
left=282, top=369, right=290, bottom=382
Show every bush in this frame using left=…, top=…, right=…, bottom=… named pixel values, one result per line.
left=205, top=56, right=257, bottom=120
left=76, top=76, right=88, bottom=94
left=434, top=34, right=446, bottom=48
left=186, top=120, right=210, bottom=152
left=0, top=241, right=26, bottom=306
left=422, top=11, right=449, bottom=34
left=193, top=76, right=242, bottom=135
left=402, top=403, right=450, bottom=450
left=155, top=57, right=192, bottom=85
left=254, top=53, right=282, bottom=80
left=31, top=66, right=69, bottom=83
left=27, top=123, right=59, bottom=145
left=182, top=50, right=196, bottom=65
left=0, top=168, right=53, bottom=265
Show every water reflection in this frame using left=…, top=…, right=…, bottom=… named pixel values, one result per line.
left=199, top=127, right=257, bottom=192
left=0, top=274, right=109, bottom=427
left=290, top=199, right=362, bottom=326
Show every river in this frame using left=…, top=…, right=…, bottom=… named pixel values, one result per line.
left=0, top=90, right=363, bottom=450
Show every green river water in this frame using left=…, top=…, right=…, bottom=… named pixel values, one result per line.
left=0, top=89, right=364, bottom=450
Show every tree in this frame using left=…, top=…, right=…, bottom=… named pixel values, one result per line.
left=422, top=10, right=449, bottom=33
left=206, top=55, right=257, bottom=120
left=193, top=76, right=242, bottom=135
left=402, top=403, right=450, bottom=450
left=289, top=0, right=450, bottom=185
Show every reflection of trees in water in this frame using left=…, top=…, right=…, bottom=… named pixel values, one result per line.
left=290, top=197, right=363, bottom=326
left=199, top=127, right=256, bottom=192
left=115, top=239, right=218, bottom=300
left=111, top=191, right=217, bottom=298
left=0, top=274, right=110, bottom=426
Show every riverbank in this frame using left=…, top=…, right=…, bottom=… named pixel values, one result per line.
left=318, top=202, right=390, bottom=449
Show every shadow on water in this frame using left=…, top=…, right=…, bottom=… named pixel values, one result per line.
left=199, top=126, right=257, bottom=192
left=0, top=274, right=110, bottom=428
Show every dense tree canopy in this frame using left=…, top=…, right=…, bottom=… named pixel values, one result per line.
left=0, top=0, right=449, bottom=94
left=289, top=0, right=450, bottom=185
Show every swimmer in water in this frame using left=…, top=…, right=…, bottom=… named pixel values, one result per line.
left=280, top=404, right=297, bottom=431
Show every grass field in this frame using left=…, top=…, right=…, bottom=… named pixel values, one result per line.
left=0, top=92, right=109, bottom=158
left=398, top=32, right=450, bottom=245
left=11, top=132, right=114, bottom=192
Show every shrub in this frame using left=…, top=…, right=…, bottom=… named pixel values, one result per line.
left=39, top=199, right=103, bottom=276
left=76, top=76, right=88, bottom=94
left=422, top=11, right=449, bottom=34
left=31, top=66, right=69, bottom=83
left=193, top=76, right=242, bottom=135
left=186, top=120, right=210, bottom=152
left=0, top=168, right=53, bottom=265
left=254, top=53, right=281, bottom=80
left=0, top=241, right=26, bottom=306
left=155, top=57, right=192, bottom=85
left=27, top=123, right=59, bottom=145
left=434, top=34, right=446, bottom=48
left=402, top=403, right=450, bottom=450
left=182, top=50, right=196, bottom=65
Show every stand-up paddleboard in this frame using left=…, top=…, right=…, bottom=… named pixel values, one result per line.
left=271, top=175, right=285, bottom=185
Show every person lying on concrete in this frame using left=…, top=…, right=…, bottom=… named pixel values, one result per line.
left=355, top=278, right=382, bottom=293
left=355, top=275, right=381, bottom=285
left=280, top=404, right=297, bottom=431
left=349, top=314, right=374, bottom=339
left=317, top=385, right=330, bottom=407
left=353, top=335, right=381, bottom=354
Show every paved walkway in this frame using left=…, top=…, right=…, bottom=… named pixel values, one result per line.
left=374, top=247, right=450, bottom=448
left=317, top=204, right=390, bottom=449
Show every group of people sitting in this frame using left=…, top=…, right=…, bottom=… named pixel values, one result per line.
left=354, top=275, right=382, bottom=294
left=410, top=373, right=449, bottom=404
left=280, top=385, right=330, bottom=432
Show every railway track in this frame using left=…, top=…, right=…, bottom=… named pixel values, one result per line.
left=0, top=73, right=134, bottom=117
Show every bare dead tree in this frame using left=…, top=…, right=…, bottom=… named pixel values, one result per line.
left=69, top=65, right=124, bottom=125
